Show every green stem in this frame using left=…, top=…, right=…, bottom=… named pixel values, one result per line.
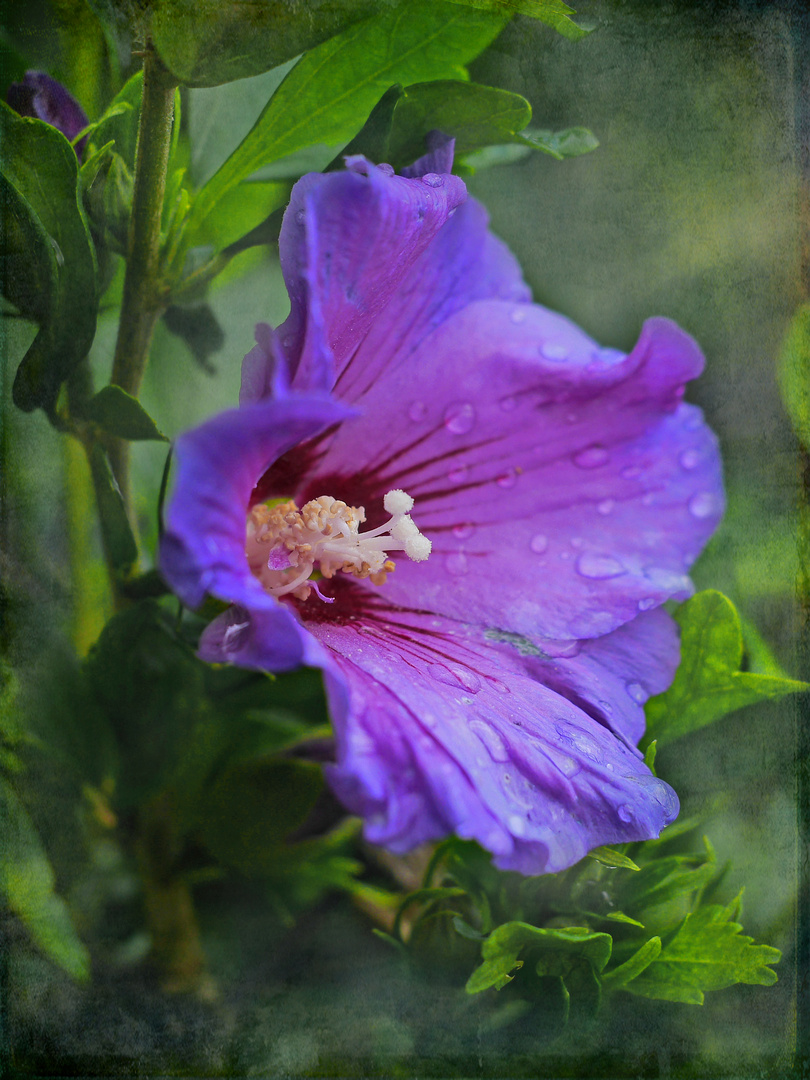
left=109, top=43, right=176, bottom=507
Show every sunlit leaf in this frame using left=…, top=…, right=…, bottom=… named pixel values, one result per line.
left=182, top=2, right=507, bottom=250
left=644, top=591, right=808, bottom=747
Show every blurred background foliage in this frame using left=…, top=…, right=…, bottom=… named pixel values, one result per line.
left=0, top=0, right=806, bottom=1075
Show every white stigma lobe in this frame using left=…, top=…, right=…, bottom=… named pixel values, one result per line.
left=246, top=488, right=431, bottom=602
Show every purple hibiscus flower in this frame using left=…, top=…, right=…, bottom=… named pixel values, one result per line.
left=7, top=71, right=89, bottom=154
left=160, top=143, right=723, bottom=875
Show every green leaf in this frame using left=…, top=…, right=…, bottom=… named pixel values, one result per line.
left=190, top=179, right=290, bottom=253
left=617, top=842, right=716, bottom=915
left=466, top=922, right=612, bottom=994
left=605, top=911, right=645, bottom=929
left=442, top=0, right=591, bottom=40
left=86, top=70, right=143, bottom=170
left=0, top=172, right=59, bottom=324
left=199, top=758, right=324, bottom=874
left=644, top=591, right=808, bottom=747
left=182, top=2, right=507, bottom=250
left=387, top=80, right=531, bottom=167
left=1, top=105, right=98, bottom=413
left=87, top=444, right=138, bottom=573
left=777, top=303, right=810, bottom=449
left=151, top=0, right=401, bottom=87
left=325, top=84, right=405, bottom=172
left=0, top=778, right=90, bottom=980
left=85, top=386, right=167, bottom=441
left=625, top=904, right=781, bottom=1005
left=588, top=846, right=640, bottom=871
left=162, top=303, right=225, bottom=372
left=602, top=936, right=662, bottom=990
left=517, top=125, right=599, bottom=159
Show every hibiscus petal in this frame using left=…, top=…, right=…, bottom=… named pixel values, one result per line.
left=160, top=395, right=353, bottom=611
left=271, top=163, right=468, bottom=393
left=199, top=603, right=334, bottom=673
left=297, top=310, right=723, bottom=642
left=313, top=590, right=678, bottom=874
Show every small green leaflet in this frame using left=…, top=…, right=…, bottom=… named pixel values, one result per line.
left=0, top=778, right=90, bottom=980
left=442, top=0, right=591, bottom=40
left=588, top=846, right=640, bottom=871
left=777, top=303, right=810, bottom=450
left=180, top=2, right=507, bottom=253
left=85, top=386, right=168, bottom=441
left=1, top=104, right=98, bottom=413
left=644, top=590, right=808, bottom=747
left=466, top=922, right=612, bottom=994
left=88, top=444, right=138, bottom=573
left=602, top=936, right=662, bottom=990
left=623, top=904, right=781, bottom=1005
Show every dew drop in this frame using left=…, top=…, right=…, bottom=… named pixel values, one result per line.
left=570, top=536, right=584, bottom=549
left=638, top=597, right=656, bottom=612
left=530, top=533, right=548, bottom=554
left=489, top=677, right=511, bottom=694
left=626, top=681, right=646, bottom=704
left=421, top=173, right=444, bottom=187
left=684, top=411, right=703, bottom=431
left=282, top=335, right=294, bottom=349
left=295, top=208, right=305, bottom=225
left=688, top=492, right=720, bottom=519
left=499, top=395, right=517, bottom=412
left=597, top=699, right=613, bottom=715
left=377, top=162, right=395, bottom=176
left=679, top=448, right=700, bottom=470
left=565, top=411, right=579, bottom=425
left=617, top=804, right=634, bottom=824
left=576, top=552, right=625, bottom=579
left=510, top=307, right=528, bottom=324
left=508, top=814, right=527, bottom=837
left=408, top=400, right=427, bottom=422
left=597, top=499, right=615, bottom=516
left=469, top=719, right=509, bottom=762
left=542, top=639, right=581, bottom=659
left=621, top=465, right=642, bottom=479
left=453, top=523, right=475, bottom=540
left=496, top=469, right=517, bottom=489
left=446, top=552, right=469, bottom=576
left=642, top=493, right=655, bottom=507
left=444, top=402, right=475, bottom=435
left=574, top=445, right=610, bottom=469
left=541, top=341, right=569, bottom=361
left=448, top=464, right=468, bottom=483
left=557, top=755, right=580, bottom=778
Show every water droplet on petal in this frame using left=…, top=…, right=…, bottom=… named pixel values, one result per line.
left=576, top=552, right=625, bottom=579
left=496, top=469, right=517, bottom=489
left=642, top=493, right=655, bottom=506
left=684, top=411, right=703, bottom=431
left=446, top=552, right=468, bottom=576
left=542, top=639, right=581, bottom=659
left=688, top=492, right=721, bottom=519
left=448, top=464, right=468, bottom=483
left=565, top=411, right=578, bottom=425
left=621, top=465, right=642, bottom=479
left=626, top=681, right=646, bottom=704
left=597, top=499, right=615, bottom=516
left=469, top=719, right=509, bottom=761
left=574, top=445, right=610, bottom=468
left=408, top=401, right=426, bottom=422
left=557, top=755, right=580, bottom=777
left=282, top=335, right=294, bottom=349
left=453, top=523, right=475, bottom=540
left=617, top=804, right=634, bottom=824
left=571, top=536, right=584, bottom=548
left=295, top=209, right=305, bottom=225
left=444, top=402, right=475, bottom=435
left=377, top=162, right=395, bottom=176
left=541, top=341, right=569, bottom=361
left=421, top=173, right=444, bottom=187
left=499, top=395, right=517, bottom=412
left=679, top=448, right=700, bottom=470
left=530, top=533, right=548, bottom=554
left=508, top=814, right=527, bottom=837
left=510, top=307, right=528, bottom=324
left=638, top=597, right=656, bottom=612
